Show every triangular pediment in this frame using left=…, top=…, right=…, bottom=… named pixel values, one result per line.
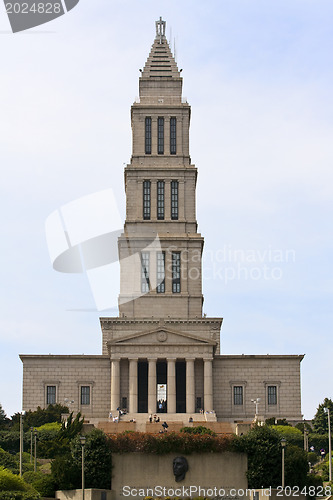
left=109, top=327, right=215, bottom=346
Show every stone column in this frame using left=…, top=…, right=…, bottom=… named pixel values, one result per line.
left=186, top=359, right=195, bottom=414
left=204, top=358, right=213, bottom=411
left=167, top=359, right=176, bottom=413
left=129, top=358, right=138, bottom=414
left=110, top=358, right=120, bottom=412
left=148, top=358, right=157, bottom=414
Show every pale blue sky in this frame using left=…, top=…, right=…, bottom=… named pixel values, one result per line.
left=0, top=0, right=332, bottom=419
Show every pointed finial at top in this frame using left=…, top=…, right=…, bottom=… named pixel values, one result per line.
left=155, top=16, right=166, bottom=44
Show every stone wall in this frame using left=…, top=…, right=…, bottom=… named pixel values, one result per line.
left=112, top=452, right=247, bottom=499
left=20, top=355, right=111, bottom=418
left=213, top=355, right=303, bottom=422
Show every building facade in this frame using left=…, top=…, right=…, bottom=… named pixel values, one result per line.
left=20, top=19, right=303, bottom=424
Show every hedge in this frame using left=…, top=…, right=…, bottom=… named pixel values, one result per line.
left=107, top=431, right=235, bottom=454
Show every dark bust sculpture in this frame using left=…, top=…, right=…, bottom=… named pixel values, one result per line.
left=173, top=456, right=189, bottom=482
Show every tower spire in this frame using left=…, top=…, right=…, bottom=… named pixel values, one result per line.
left=155, top=16, right=166, bottom=44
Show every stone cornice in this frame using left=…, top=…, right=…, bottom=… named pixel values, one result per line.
left=214, top=354, right=305, bottom=361
left=100, top=318, right=223, bottom=325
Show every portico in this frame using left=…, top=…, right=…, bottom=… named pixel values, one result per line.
left=105, top=323, right=217, bottom=418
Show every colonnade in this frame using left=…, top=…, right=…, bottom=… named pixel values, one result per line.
left=110, top=357, right=213, bottom=414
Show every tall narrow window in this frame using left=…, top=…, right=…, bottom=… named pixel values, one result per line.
left=268, top=385, right=277, bottom=405
left=143, top=181, right=151, bottom=220
left=233, top=386, right=243, bottom=405
left=170, top=117, right=176, bottom=154
left=81, top=386, right=90, bottom=405
left=156, top=252, right=165, bottom=293
left=172, top=252, right=181, bottom=293
left=145, top=117, right=151, bottom=154
left=158, top=117, right=164, bottom=154
left=141, top=252, right=150, bottom=293
left=171, top=180, right=179, bottom=220
left=46, top=386, right=56, bottom=405
left=157, top=181, right=165, bottom=220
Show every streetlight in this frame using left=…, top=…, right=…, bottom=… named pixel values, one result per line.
left=80, top=436, right=86, bottom=500
left=30, top=427, right=34, bottom=464
left=34, top=429, right=37, bottom=472
left=281, top=438, right=287, bottom=488
left=19, top=411, right=26, bottom=477
left=324, top=407, right=332, bottom=482
left=251, top=398, right=261, bottom=420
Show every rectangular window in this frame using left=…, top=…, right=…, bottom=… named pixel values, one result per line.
left=141, top=252, right=150, bottom=293
left=172, top=252, right=181, bottom=293
left=196, top=397, right=202, bottom=410
left=143, top=180, right=151, bottom=220
left=46, top=386, right=56, bottom=405
left=81, top=386, right=90, bottom=405
left=170, top=117, right=176, bottom=154
left=171, top=180, right=179, bottom=220
left=233, top=386, right=243, bottom=406
left=268, top=385, right=277, bottom=405
left=145, top=117, right=151, bottom=154
left=121, top=397, right=128, bottom=409
left=157, top=181, right=165, bottom=220
left=156, top=252, right=165, bottom=293
left=158, top=117, right=164, bottom=154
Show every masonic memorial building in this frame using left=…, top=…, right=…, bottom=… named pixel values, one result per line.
left=20, top=19, right=303, bottom=425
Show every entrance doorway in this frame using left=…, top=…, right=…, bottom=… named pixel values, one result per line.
left=137, top=361, right=148, bottom=413
left=156, top=360, right=167, bottom=412
left=176, top=361, right=186, bottom=412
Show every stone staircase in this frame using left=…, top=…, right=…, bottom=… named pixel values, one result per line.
left=95, top=412, right=235, bottom=435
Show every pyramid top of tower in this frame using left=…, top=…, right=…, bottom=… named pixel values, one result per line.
left=141, top=19, right=180, bottom=79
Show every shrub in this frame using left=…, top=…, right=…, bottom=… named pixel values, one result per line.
left=0, top=466, right=27, bottom=491
left=0, top=490, right=40, bottom=500
left=0, top=448, right=18, bottom=473
left=0, top=432, right=21, bottom=454
left=71, top=429, right=112, bottom=489
left=108, top=431, right=234, bottom=455
left=35, top=423, right=60, bottom=432
left=272, top=425, right=302, bottom=436
left=23, top=471, right=55, bottom=497
left=51, top=453, right=80, bottom=491
left=180, top=426, right=216, bottom=436
left=284, top=444, right=308, bottom=487
left=234, top=425, right=282, bottom=488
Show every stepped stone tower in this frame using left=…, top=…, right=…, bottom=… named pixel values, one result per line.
left=20, top=19, right=303, bottom=425
left=100, top=18, right=222, bottom=418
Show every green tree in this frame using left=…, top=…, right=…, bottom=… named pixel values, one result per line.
left=71, top=429, right=112, bottom=489
left=51, top=453, right=80, bottom=491
left=235, top=425, right=282, bottom=488
left=0, top=405, right=8, bottom=430
left=37, top=412, right=84, bottom=459
left=295, top=422, right=313, bottom=434
left=52, top=429, right=112, bottom=491
left=312, top=398, right=333, bottom=435
left=11, top=404, right=69, bottom=431
left=284, top=445, right=309, bottom=487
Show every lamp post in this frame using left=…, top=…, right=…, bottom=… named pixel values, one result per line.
left=30, top=427, right=33, bottom=464
left=34, top=429, right=37, bottom=472
left=19, top=411, right=25, bottom=477
left=80, top=436, right=86, bottom=500
left=251, top=398, right=261, bottom=421
left=281, top=438, right=287, bottom=488
left=324, top=407, right=332, bottom=482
